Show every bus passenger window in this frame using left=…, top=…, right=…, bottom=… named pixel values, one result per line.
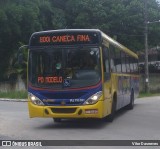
left=115, top=48, right=121, bottom=73
left=102, top=46, right=110, bottom=80
left=105, top=59, right=110, bottom=73
left=130, top=58, right=139, bottom=73
left=134, top=59, right=139, bottom=73
left=126, top=54, right=130, bottom=73
left=110, top=59, right=115, bottom=72
left=121, top=52, right=126, bottom=73
left=110, top=45, right=116, bottom=72
left=130, top=57, right=135, bottom=73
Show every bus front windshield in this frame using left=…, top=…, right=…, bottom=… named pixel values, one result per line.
left=29, top=47, right=101, bottom=89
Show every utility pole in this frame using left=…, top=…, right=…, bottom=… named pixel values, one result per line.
left=144, top=0, right=149, bottom=93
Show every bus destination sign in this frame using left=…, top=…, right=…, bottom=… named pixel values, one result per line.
left=39, top=34, right=90, bottom=43
left=29, top=30, right=101, bottom=46
left=38, top=76, right=62, bottom=84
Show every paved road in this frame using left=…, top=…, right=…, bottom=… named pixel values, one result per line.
left=0, top=96, right=160, bottom=148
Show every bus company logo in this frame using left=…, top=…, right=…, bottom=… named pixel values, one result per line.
left=61, top=100, right=66, bottom=105
left=2, top=141, right=11, bottom=146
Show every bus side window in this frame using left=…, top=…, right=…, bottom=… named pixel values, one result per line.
left=130, top=58, right=134, bottom=73
left=135, top=59, right=139, bottom=73
left=115, top=48, right=122, bottom=73
left=110, top=59, right=115, bottom=72
left=102, top=46, right=110, bottom=80
left=131, top=58, right=139, bottom=74
left=126, top=54, right=130, bottom=73
left=110, top=45, right=116, bottom=72
left=121, top=52, right=126, bottom=73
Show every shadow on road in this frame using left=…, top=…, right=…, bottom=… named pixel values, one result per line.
left=35, top=118, right=108, bottom=129
left=33, top=105, right=140, bottom=130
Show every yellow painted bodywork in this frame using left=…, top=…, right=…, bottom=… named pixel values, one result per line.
left=28, top=47, right=112, bottom=119
left=28, top=95, right=112, bottom=119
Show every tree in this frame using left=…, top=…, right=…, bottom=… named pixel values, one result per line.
left=0, top=0, right=66, bottom=81
left=65, top=0, right=160, bottom=51
left=0, top=0, right=160, bottom=82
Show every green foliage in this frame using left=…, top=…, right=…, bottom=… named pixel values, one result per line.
left=0, top=91, right=27, bottom=99
left=139, top=92, right=160, bottom=98
left=0, top=0, right=160, bottom=81
left=65, top=0, right=160, bottom=51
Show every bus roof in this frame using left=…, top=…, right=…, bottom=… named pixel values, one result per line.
left=29, top=29, right=138, bottom=59
left=101, top=32, right=138, bottom=59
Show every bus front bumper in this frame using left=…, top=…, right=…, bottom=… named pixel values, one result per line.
left=28, top=100, right=105, bottom=119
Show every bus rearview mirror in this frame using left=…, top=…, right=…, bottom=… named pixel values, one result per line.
left=17, top=45, right=28, bottom=64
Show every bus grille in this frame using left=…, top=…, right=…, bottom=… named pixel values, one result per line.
left=42, top=92, right=86, bottom=99
left=51, top=108, right=77, bottom=114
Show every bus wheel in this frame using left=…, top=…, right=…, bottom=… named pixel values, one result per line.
left=108, top=99, right=116, bottom=122
left=103, top=98, right=116, bottom=122
left=127, top=90, right=134, bottom=110
left=53, top=118, right=61, bottom=123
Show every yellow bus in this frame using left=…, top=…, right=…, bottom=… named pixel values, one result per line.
left=24, top=29, right=139, bottom=122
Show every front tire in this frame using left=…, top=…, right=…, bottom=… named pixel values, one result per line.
left=103, top=96, right=117, bottom=122
left=107, top=99, right=116, bottom=122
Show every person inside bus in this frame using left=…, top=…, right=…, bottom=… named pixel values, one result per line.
left=56, top=60, right=62, bottom=70
left=80, top=53, right=95, bottom=69
left=55, top=56, right=62, bottom=76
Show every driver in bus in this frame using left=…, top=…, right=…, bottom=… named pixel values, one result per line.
left=80, top=54, right=95, bottom=69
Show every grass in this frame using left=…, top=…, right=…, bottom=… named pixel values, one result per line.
left=138, top=92, right=160, bottom=98
left=0, top=91, right=27, bottom=99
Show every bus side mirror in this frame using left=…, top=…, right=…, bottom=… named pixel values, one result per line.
left=18, top=53, right=23, bottom=64
left=17, top=45, right=28, bottom=64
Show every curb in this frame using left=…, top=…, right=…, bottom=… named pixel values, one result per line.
left=0, top=98, right=27, bottom=102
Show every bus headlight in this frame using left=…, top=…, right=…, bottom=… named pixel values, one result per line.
left=83, top=91, right=102, bottom=105
left=28, top=93, right=44, bottom=106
